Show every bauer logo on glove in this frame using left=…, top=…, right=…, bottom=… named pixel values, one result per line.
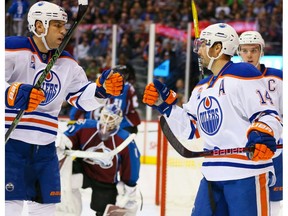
left=5, top=82, right=45, bottom=112
left=245, top=122, right=276, bottom=161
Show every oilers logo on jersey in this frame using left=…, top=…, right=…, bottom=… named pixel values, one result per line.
left=197, top=96, right=222, bottom=135
left=33, top=69, right=62, bottom=105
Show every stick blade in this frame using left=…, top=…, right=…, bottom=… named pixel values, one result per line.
left=159, top=116, right=200, bottom=158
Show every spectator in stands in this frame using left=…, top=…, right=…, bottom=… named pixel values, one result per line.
left=200, top=1, right=217, bottom=22
left=118, top=54, right=137, bottom=86
left=253, top=0, right=266, bottom=15
left=129, top=9, right=143, bottom=32
left=86, top=59, right=100, bottom=81
left=215, top=0, right=231, bottom=20
left=130, top=32, right=145, bottom=57
left=175, top=78, right=185, bottom=96
left=117, top=37, right=133, bottom=59
left=73, top=34, right=90, bottom=61
left=265, top=0, right=277, bottom=14
left=6, top=0, right=30, bottom=36
left=61, top=0, right=73, bottom=22
left=87, top=37, right=106, bottom=60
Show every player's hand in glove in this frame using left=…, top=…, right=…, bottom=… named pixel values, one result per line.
left=95, top=68, right=124, bottom=98
left=245, top=122, right=276, bottom=161
left=5, top=82, right=45, bottom=112
left=142, top=79, right=177, bottom=117
left=116, top=181, right=138, bottom=212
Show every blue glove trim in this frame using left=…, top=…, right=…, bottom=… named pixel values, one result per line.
left=5, top=84, right=33, bottom=110
left=246, top=130, right=276, bottom=159
left=95, top=86, right=111, bottom=98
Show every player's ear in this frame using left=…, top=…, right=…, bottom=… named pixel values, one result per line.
left=212, top=42, right=222, bottom=56
left=215, top=43, right=222, bottom=52
left=35, top=20, right=45, bottom=34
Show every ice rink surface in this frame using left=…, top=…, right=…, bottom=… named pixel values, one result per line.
left=80, top=164, right=161, bottom=216
left=21, top=164, right=162, bottom=216
left=21, top=163, right=284, bottom=216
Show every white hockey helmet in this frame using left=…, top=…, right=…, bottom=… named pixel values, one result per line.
left=197, top=23, right=239, bottom=56
left=28, top=1, right=67, bottom=38
left=239, top=31, right=265, bottom=50
left=98, top=104, right=123, bottom=140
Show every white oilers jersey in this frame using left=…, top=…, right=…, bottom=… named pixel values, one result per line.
left=260, top=64, right=283, bottom=118
left=167, top=61, right=282, bottom=181
left=5, top=36, right=107, bottom=145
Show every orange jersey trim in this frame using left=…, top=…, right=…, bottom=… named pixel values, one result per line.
left=5, top=117, right=58, bottom=128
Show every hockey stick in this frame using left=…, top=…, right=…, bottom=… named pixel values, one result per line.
left=191, top=0, right=204, bottom=79
left=5, top=0, right=89, bottom=143
left=64, top=133, right=136, bottom=159
left=160, top=116, right=282, bottom=158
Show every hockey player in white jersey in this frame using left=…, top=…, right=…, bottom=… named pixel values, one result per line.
left=238, top=31, right=283, bottom=216
left=5, top=1, right=124, bottom=216
left=143, top=23, right=282, bottom=215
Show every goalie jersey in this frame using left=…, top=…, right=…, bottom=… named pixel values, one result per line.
left=5, top=36, right=107, bottom=145
left=64, top=119, right=140, bottom=185
left=166, top=61, right=282, bottom=181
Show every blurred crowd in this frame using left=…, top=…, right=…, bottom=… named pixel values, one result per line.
left=5, top=0, right=283, bottom=117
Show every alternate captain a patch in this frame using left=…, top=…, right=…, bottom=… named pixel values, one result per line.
left=197, top=96, right=223, bottom=135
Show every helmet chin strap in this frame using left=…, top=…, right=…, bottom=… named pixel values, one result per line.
left=41, top=36, right=52, bottom=51
left=207, top=49, right=223, bottom=71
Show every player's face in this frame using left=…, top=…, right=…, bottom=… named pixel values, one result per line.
left=197, top=40, right=210, bottom=67
left=46, top=20, right=67, bottom=49
left=238, top=44, right=261, bottom=67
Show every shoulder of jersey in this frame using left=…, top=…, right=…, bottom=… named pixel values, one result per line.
left=58, top=50, right=76, bottom=61
left=5, top=36, right=30, bottom=49
left=221, top=62, right=262, bottom=78
left=117, top=128, right=131, bottom=140
left=265, top=67, right=283, bottom=79
left=196, top=75, right=213, bottom=86
left=72, top=119, right=97, bottom=131
left=80, top=119, right=97, bottom=128
left=5, top=36, right=76, bottom=61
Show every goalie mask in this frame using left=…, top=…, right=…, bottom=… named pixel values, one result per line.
left=28, top=1, right=67, bottom=50
left=194, top=23, right=239, bottom=70
left=97, top=104, right=123, bottom=141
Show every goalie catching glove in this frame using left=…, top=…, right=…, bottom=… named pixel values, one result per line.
left=5, top=82, right=45, bottom=112
left=245, top=121, right=276, bottom=161
left=142, top=79, right=177, bottom=117
left=116, top=181, right=138, bottom=211
left=95, top=67, right=124, bottom=98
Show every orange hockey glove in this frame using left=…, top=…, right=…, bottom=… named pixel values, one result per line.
left=95, top=68, right=124, bottom=98
left=246, top=122, right=276, bottom=161
left=143, top=79, right=177, bottom=116
left=5, top=82, right=45, bottom=112
left=142, top=83, right=159, bottom=106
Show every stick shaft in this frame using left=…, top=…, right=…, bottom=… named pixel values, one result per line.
left=191, top=0, right=204, bottom=79
left=160, top=116, right=282, bottom=158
